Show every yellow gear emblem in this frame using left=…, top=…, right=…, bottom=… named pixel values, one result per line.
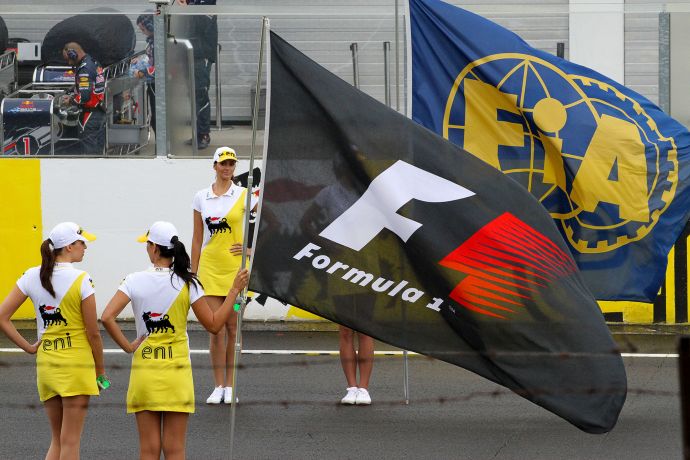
left=443, top=53, right=678, bottom=254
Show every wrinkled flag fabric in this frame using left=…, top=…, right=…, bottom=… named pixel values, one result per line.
left=410, top=0, right=690, bottom=301
left=249, top=31, right=627, bottom=433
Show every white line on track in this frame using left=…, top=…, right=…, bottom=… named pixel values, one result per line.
left=0, top=348, right=680, bottom=358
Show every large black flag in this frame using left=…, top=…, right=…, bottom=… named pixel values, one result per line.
left=250, top=32, right=627, bottom=433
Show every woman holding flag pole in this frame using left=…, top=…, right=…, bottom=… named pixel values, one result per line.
left=191, top=147, right=258, bottom=405
left=101, top=221, right=248, bottom=460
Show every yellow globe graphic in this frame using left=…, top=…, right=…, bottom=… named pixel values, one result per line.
left=442, top=53, right=678, bottom=254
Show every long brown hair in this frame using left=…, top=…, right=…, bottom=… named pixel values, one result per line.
left=156, top=236, right=202, bottom=290
left=39, top=239, right=62, bottom=297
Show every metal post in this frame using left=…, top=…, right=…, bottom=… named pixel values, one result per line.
left=383, top=38, right=409, bottom=402
left=229, top=16, right=268, bottom=460
left=50, top=100, right=55, bottom=156
left=400, top=4, right=411, bottom=403
left=395, top=0, right=400, bottom=111
left=556, top=42, right=565, bottom=59
left=153, top=4, right=168, bottom=156
left=214, top=43, right=223, bottom=130
left=659, top=13, right=671, bottom=119
left=187, top=43, right=198, bottom=156
left=679, top=336, right=690, bottom=459
left=402, top=11, right=408, bottom=118
left=383, top=41, right=391, bottom=107
left=350, top=43, right=360, bottom=88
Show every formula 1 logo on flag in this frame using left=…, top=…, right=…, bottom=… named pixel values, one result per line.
left=250, top=31, right=627, bottom=434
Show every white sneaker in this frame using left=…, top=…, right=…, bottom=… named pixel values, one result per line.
left=206, top=386, right=224, bottom=404
left=340, top=387, right=358, bottom=405
left=355, top=388, right=371, bottom=405
left=224, top=386, right=238, bottom=404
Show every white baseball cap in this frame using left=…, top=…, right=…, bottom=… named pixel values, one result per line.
left=213, top=146, right=238, bottom=163
left=48, top=222, right=96, bottom=249
left=136, top=221, right=178, bottom=249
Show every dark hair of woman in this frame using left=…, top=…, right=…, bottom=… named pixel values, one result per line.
left=156, top=237, right=202, bottom=289
left=39, top=239, right=62, bottom=297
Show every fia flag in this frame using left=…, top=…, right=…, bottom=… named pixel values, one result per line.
left=250, top=32, right=627, bottom=433
left=410, top=0, right=690, bottom=302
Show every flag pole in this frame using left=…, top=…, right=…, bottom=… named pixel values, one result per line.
left=229, top=15, right=268, bottom=460
left=395, top=0, right=400, bottom=111
left=383, top=37, right=410, bottom=405
left=401, top=0, right=411, bottom=405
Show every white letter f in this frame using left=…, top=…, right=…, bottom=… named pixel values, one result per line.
left=319, top=160, right=475, bottom=251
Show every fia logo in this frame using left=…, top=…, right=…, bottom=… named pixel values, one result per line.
left=443, top=53, right=677, bottom=253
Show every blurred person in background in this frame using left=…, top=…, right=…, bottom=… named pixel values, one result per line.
left=62, top=42, right=106, bottom=155
left=178, top=0, right=218, bottom=150
left=131, top=14, right=157, bottom=133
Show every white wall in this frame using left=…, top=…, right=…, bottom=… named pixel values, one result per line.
left=669, top=12, right=690, bottom=128
left=40, top=157, right=290, bottom=320
left=569, top=0, right=624, bottom=84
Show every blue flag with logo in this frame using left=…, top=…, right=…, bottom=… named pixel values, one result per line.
left=410, top=0, right=690, bottom=301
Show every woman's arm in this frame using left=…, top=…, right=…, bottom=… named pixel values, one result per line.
left=0, top=286, right=40, bottom=354
left=191, top=269, right=249, bottom=334
left=191, top=210, right=204, bottom=273
left=101, top=291, right=146, bottom=353
left=81, top=294, right=105, bottom=376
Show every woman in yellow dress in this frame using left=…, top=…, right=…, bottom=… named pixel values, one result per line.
left=0, top=222, right=106, bottom=460
left=191, top=147, right=256, bottom=404
left=101, top=221, right=248, bottom=460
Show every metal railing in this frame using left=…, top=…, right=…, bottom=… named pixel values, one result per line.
left=0, top=50, right=18, bottom=98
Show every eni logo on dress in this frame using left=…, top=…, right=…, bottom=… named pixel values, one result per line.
left=142, top=311, right=175, bottom=334
left=442, top=53, right=678, bottom=254
left=39, top=305, right=67, bottom=327
left=205, top=216, right=231, bottom=235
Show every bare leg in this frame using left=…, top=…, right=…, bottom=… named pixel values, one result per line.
left=161, top=412, right=189, bottom=460
left=225, top=308, right=239, bottom=385
left=135, top=411, right=162, bottom=460
left=339, top=326, right=357, bottom=387
left=58, top=395, right=90, bottom=460
left=356, top=333, right=375, bottom=389
left=207, top=296, right=227, bottom=387
left=43, top=396, right=63, bottom=460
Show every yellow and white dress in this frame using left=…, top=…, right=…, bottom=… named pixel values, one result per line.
left=192, top=183, right=257, bottom=295
left=16, top=263, right=98, bottom=401
left=119, top=267, right=204, bottom=413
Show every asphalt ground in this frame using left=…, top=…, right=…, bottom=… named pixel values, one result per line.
left=0, top=328, right=683, bottom=459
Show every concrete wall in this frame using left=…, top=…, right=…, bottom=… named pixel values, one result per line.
left=569, top=0, right=624, bottom=84
left=668, top=12, right=690, bottom=128
left=0, top=157, right=309, bottom=321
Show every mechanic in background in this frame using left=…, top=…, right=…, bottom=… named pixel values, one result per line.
left=177, top=0, right=218, bottom=150
left=62, top=41, right=106, bottom=155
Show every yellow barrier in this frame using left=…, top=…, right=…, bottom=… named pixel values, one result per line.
left=0, top=159, right=42, bottom=319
